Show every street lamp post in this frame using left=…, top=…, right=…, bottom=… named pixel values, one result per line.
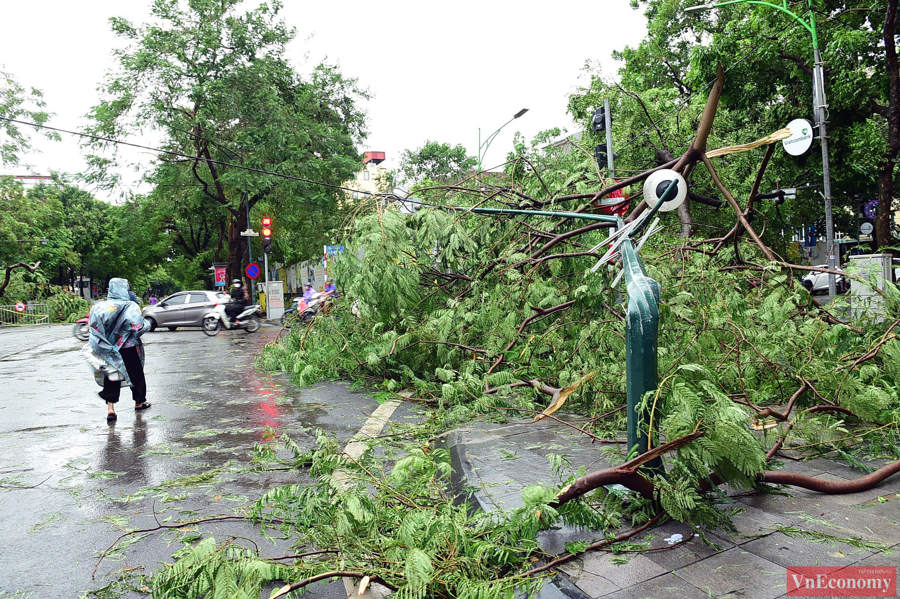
left=478, top=108, right=529, bottom=172
left=687, top=0, right=836, bottom=297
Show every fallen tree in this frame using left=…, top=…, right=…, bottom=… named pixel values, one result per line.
left=147, top=66, right=900, bottom=599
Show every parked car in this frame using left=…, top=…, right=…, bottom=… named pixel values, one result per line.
left=801, top=267, right=849, bottom=295
left=142, top=290, right=230, bottom=331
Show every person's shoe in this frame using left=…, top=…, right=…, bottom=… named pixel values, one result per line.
left=106, top=413, right=117, bottom=422
left=135, top=402, right=152, bottom=411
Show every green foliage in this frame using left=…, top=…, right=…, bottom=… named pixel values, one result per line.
left=153, top=432, right=554, bottom=599
left=46, top=288, right=91, bottom=322
left=571, top=0, right=899, bottom=246
left=0, top=70, right=58, bottom=166
left=84, top=0, right=369, bottom=280
left=399, top=140, right=477, bottom=185
left=151, top=537, right=297, bottom=599
left=258, top=158, right=900, bottom=504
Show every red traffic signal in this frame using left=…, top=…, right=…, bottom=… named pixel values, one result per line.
left=261, top=216, right=274, bottom=254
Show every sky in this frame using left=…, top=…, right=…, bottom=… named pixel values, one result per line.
left=0, top=0, right=648, bottom=199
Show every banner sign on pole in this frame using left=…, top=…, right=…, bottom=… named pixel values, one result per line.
left=213, top=263, right=228, bottom=287
left=782, top=118, right=814, bottom=156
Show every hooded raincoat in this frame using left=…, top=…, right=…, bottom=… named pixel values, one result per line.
left=86, top=278, right=149, bottom=387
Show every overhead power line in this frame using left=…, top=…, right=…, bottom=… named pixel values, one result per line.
left=0, top=116, right=378, bottom=198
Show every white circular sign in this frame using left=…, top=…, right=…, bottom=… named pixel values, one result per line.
left=643, top=169, right=687, bottom=213
left=14, top=302, right=25, bottom=313
left=782, top=118, right=814, bottom=156
left=860, top=222, right=874, bottom=236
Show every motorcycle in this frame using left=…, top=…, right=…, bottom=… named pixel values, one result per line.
left=281, top=292, right=328, bottom=328
left=73, top=315, right=90, bottom=341
left=201, top=302, right=262, bottom=336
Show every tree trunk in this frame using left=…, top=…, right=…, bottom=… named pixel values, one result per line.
left=876, top=161, right=895, bottom=249
left=656, top=148, right=693, bottom=237
left=876, top=0, right=899, bottom=250
left=226, top=208, right=247, bottom=284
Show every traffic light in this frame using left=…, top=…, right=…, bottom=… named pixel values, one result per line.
left=592, top=107, right=611, bottom=132
left=261, top=216, right=273, bottom=254
left=594, top=145, right=617, bottom=170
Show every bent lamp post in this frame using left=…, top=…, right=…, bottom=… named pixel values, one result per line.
left=463, top=178, right=679, bottom=475
left=478, top=108, right=529, bottom=172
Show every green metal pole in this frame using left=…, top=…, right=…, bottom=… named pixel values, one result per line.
left=621, top=239, right=662, bottom=471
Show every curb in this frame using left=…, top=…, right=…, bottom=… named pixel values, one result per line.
left=439, top=429, right=592, bottom=599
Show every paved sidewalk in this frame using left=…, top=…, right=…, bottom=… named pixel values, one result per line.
left=442, top=419, right=900, bottom=599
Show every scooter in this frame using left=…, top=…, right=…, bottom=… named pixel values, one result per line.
left=281, top=292, right=328, bottom=328
left=201, top=302, right=262, bottom=336
left=73, top=314, right=90, bottom=341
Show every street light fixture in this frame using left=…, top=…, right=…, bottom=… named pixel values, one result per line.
left=686, top=0, right=837, bottom=297
left=478, top=108, right=529, bottom=172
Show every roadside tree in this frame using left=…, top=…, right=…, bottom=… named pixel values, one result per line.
left=83, top=0, right=368, bottom=282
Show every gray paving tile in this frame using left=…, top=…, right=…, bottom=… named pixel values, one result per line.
left=736, top=489, right=834, bottom=518
left=580, top=553, right=668, bottom=588
left=628, top=521, right=732, bottom=571
left=799, top=507, right=900, bottom=546
left=673, top=548, right=786, bottom=599
left=713, top=504, right=801, bottom=545
left=853, top=549, right=900, bottom=567
left=742, top=531, right=872, bottom=567
left=571, top=572, right=620, bottom=598
left=849, top=492, right=900, bottom=520
left=601, top=572, right=711, bottom=599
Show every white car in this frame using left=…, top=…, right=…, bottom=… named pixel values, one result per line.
left=802, top=267, right=849, bottom=295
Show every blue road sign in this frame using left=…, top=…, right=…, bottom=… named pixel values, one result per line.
left=245, top=263, right=261, bottom=280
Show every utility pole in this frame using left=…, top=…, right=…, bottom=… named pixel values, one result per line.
left=604, top=98, right=615, bottom=179
left=245, top=192, right=254, bottom=303
left=813, top=45, right=837, bottom=298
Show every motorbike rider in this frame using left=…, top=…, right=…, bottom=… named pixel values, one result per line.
left=226, top=278, right=249, bottom=323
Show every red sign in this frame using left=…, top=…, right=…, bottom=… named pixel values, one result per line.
left=245, top=263, right=261, bottom=280
left=14, top=302, right=26, bottom=313
left=787, top=566, right=896, bottom=596
left=214, top=265, right=227, bottom=287
left=593, top=187, right=630, bottom=217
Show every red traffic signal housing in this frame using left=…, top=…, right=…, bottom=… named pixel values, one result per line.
left=261, top=216, right=274, bottom=254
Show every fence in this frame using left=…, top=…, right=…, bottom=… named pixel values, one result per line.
left=0, top=304, right=51, bottom=327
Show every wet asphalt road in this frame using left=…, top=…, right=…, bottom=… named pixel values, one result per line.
left=0, top=324, right=421, bottom=598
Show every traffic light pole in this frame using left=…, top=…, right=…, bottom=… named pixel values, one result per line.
left=604, top=98, right=615, bottom=179
left=246, top=192, right=254, bottom=304
left=263, top=252, right=269, bottom=315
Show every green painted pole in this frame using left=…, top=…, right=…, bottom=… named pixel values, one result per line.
left=621, top=239, right=662, bottom=472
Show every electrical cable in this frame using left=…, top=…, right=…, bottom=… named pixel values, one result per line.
left=0, top=116, right=379, bottom=198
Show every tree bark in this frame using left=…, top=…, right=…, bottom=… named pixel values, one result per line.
left=226, top=207, right=247, bottom=283
left=876, top=0, right=899, bottom=249
left=657, top=148, right=693, bottom=237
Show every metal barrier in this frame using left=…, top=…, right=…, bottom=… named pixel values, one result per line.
left=0, top=304, right=51, bottom=327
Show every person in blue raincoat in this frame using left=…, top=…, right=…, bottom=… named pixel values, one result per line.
left=88, top=278, right=151, bottom=421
